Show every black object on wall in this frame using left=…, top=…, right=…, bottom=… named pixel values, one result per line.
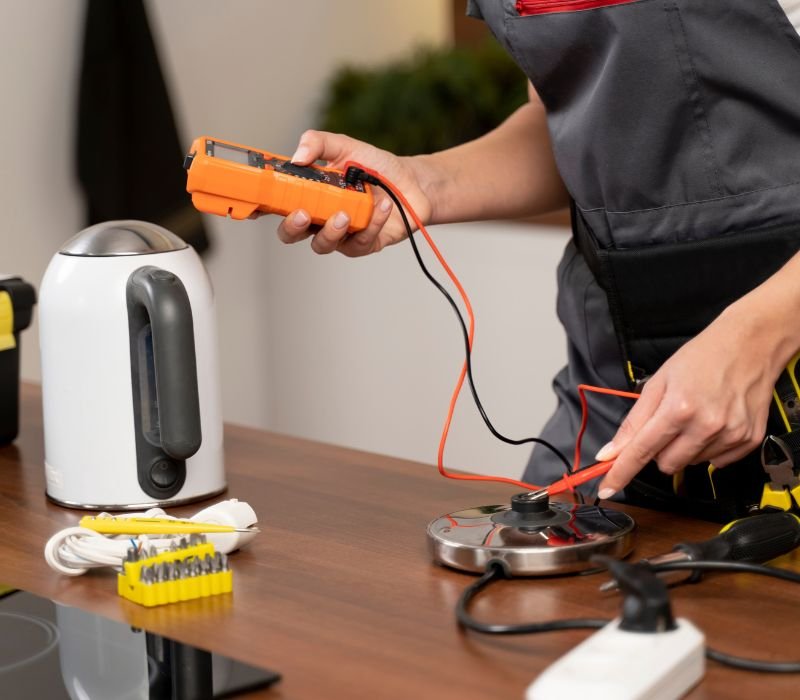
left=76, top=0, right=210, bottom=254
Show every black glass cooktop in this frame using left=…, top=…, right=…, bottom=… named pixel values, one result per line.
left=0, top=588, right=279, bottom=699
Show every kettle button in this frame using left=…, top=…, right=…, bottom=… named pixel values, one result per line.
left=149, top=459, right=180, bottom=490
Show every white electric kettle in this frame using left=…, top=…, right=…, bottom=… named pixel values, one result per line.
left=39, top=221, right=226, bottom=509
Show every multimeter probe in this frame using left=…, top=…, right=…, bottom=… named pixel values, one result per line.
left=184, top=136, right=373, bottom=232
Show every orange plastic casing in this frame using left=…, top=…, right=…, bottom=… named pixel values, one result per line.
left=185, top=136, right=373, bottom=233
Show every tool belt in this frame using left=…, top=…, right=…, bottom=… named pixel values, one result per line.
left=572, top=205, right=800, bottom=521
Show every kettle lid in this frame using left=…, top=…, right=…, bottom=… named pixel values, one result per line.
left=59, top=220, right=189, bottom=257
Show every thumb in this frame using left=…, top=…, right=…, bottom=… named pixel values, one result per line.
left=291, top=129, right=354, bottom=166
left=595, top=377, right=665, bottom=462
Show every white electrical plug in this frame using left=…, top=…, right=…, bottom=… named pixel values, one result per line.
left=526, top=617, right=705, bottom=700
left=190, top=498, right=259, bottom=553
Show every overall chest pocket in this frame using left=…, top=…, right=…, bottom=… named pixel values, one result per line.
left=515, top=0, right=640, bottom=16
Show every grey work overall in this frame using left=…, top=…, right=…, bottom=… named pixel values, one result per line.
left=468, top=0, right=800, bottom=520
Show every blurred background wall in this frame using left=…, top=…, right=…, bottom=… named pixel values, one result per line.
left=0, top=0, right=568, bottom=480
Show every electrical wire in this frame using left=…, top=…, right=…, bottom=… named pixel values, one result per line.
left=347, top=164, right=639, bottom=496
left=456, top=559, right=800, bottom=673
left=573, top=384, right=639, bottom=477
left=649, top=560, right=800, bottom=673
left=366, top=170, right=572, bottom=480
left=705, top=648, right=800, bottom=674
left=456, top=562, right=608, bottom=635
left=648, top=559, right=800, bottom=585
left=45, top=520, right=172, bottom=576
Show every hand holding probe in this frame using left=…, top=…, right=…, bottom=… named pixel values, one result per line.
left=600, top=511, right=800, bottom=591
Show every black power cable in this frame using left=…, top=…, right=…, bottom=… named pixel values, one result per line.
left=456, top=559, right=800, bottom=673
left=705, top=648, right=800, bottom=674
left=648, top=560, right=800, bottom=673
left=456, top=562, right=607, bottom=634
left=347, top=167, right=573, bottom=475
left=648, top=559, right=800, bottom=584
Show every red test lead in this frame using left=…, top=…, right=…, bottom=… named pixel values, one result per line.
left=537, top=460, right=615, bottom=499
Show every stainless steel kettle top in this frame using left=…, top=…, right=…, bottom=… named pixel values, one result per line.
left=59, top=220, right=188, bottom=257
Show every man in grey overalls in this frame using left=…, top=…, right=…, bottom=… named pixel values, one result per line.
left=276, top=0, right=800, bottom=521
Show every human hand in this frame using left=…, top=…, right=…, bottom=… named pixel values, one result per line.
left=595, top=304, right=782, bottom=499
left=275, top=130, right=434, bottom=257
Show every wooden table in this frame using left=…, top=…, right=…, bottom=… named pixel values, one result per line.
left=1, top=384, right=798, bottom=699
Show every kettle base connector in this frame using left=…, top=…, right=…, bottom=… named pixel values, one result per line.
left=491, top=491, right=572, bottom=528
left=427, top=491, right=636, bottom=577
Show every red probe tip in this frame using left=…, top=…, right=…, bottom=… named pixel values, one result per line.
left=546, top=461, right=615, bottom=497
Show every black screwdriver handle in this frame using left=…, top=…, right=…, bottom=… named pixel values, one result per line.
left=676, top=512, right=800, bottom=563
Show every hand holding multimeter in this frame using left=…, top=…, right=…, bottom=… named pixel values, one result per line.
left=184, top=132, right=432, bottom=256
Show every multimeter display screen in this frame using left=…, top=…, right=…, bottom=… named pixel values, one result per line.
left=202, top=139, right=366, bottom=191
left=212, top=143, right=250, bottom=165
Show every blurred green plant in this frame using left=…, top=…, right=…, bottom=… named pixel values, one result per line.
left=317, top=40, right=528, bottom=156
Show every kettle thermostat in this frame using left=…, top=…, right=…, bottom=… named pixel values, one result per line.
left=39, top=221, right=226, bottom=510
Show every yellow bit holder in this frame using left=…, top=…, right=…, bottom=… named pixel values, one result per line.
left=118, top=541, right=232, bottom=608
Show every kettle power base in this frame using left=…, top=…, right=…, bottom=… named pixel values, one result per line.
left=427, top=501, right=636, bottom=576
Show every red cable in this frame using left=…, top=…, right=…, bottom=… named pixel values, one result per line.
left=348, top=163, right=640, bottom=495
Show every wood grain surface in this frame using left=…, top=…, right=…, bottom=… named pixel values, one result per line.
left=1, top=384, right=799, bottom=699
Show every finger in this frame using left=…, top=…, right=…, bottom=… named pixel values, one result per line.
left=291, top=129, right=354, bottom=166
left=276, top=209, right=313, bottom=244
left=597, top=410, right=681, bottom=497
left=595, top=377, right=666, bottom=462
left=653, top=431, right=711, bottom=474
left=310, top=211, right=351, bottom=255
left=658, top=403, right=764, bottom=471
left=690, top=429, right=753, bottom=468
left=693, top=408, right=766, bottom=467
left=337, top=195, right=394, bottom=258
left=704, top=442, right=759, bottom=469
left=650, top=408, right=729, bottom=473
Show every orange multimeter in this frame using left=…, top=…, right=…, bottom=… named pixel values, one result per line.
left=184, top=136, right=374, bottom=232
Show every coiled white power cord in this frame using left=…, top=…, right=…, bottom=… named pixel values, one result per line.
left=45, top=499, right=258, bottom=576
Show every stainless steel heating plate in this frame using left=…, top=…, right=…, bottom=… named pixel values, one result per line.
left=427, top=495, right=636, bottom=576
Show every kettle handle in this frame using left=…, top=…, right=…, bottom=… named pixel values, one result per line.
left=127, top=266, right=202, bottom=459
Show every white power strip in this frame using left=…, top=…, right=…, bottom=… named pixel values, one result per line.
left=526, top=617, right=705, bottom=700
